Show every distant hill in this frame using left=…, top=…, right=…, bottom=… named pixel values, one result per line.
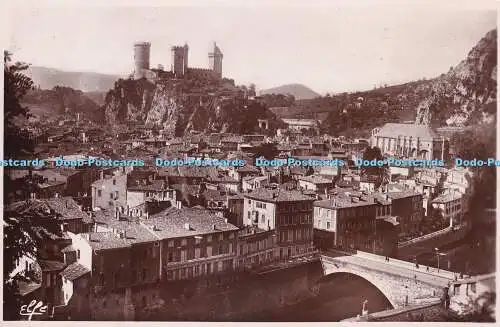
left=26, top=66, right=123, bottom=93
left=260, top=83, right=320, bottom=100
left=22, top=86, right=103, bottom=121
left=277, top=29, right=496, bottom=137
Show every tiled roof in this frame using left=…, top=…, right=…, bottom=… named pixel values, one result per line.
left=43, top=197, right=93, bottom=222
left=61, top=244, right=76, bottom=253
left=297, top=175, right=332, bottom=184
left=6, top=197, right=91, bottom=222
left=60, top=262, right=90, bottom=281
left=39, top=260, right=66, bottom=272
left=432, top=192, right=462, bottom=203
left=127, top=180, right=170, bottom=192
left=315, top=191, right=392, bottom=209
left=17, top=281, right=41, bottom=296
left=244, top=188, right=314, bottom=203
left=375, top=123, right=439, bottom=140
left=146, top=207, right=239, bottom=239
left=387, top=190, right=421, bottom=199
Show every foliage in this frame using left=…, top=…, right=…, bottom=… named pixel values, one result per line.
left=250, top=143, right=279, bottom=161
left=450, top=124, right=497, bottom=210
left=360, top=146, right=390, bottom=189
left=260, top=93, right=296, bottom=108
left=23, top=85, right=102, bottom=120
left=4, top=51, right=35, bottom=158
left=3, top=201, right=63, bottom=320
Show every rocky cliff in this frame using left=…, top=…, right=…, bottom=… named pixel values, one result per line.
left=101, top=77, right=283, bottom=137
left=415, top=29, right=497, bottom=125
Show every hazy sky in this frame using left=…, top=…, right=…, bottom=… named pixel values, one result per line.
left=6, top=0, right=498, bottom=94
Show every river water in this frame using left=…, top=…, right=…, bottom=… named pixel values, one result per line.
left=251, top=223, right=495, bottom=322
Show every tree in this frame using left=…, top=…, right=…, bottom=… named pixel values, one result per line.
left=251, top=143, right=278, bottom=161
left=361, top=146, right=390, bottom=190
left=4, top=51, right=35, bottom=158
left=3, top=201, right=63, bottom=320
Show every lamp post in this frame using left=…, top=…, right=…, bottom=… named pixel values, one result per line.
left=434, top=248, right=440, bottom=273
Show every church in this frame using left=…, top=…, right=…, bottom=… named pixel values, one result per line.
left=370, top=123, right=449, bottom=161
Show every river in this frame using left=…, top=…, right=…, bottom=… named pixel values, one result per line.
left=246, top=222, right=495, bottom=322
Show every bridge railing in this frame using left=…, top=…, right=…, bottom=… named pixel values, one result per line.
left=355, top=250, right=461, bottom=280
left=398, top=227, right=451, bottom=248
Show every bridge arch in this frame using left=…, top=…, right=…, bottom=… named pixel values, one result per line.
left=323, top=269, right=399, bottom=309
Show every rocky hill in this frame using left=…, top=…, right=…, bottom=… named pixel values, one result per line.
left=260, top=83, right=320, bottom=100
left=101, top=76, right=284, bottom=137
left=23, top=86, right=102, bottom=120
left=415, top=29, right=497, bottom=125
left=284, top=29, right=497, bottom=137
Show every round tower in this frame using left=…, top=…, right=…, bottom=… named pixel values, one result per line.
left=134, top=42, right=151, bottom=79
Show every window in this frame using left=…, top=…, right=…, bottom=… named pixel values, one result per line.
left=113, top=179, right=116, bottom=185
left=97, top=190, right=102, bottom=197
left=470, top=283, right=476, bottom=293
left=77, top=250, right=80, bottom=259
left=110, top=193, right=113, bottom=199
left=327, top=222, right=331, bottom=229
left=181, top=239, right=187, bottom=246
left=99, top=272, right=105, bottom=285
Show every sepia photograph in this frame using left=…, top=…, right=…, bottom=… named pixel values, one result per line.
left=2, top=0, right=497, bottom=323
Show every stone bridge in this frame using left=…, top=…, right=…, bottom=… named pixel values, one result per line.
left=321, top=250, right=461, bottom=309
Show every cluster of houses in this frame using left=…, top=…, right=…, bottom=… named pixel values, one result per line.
left=6, top=119, right=477, bottom=320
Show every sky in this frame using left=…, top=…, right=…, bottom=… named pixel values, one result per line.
left=5, top=0, right=498, bottom=94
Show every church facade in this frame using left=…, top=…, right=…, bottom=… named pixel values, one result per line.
left=370, top=123, right=449, bottom=161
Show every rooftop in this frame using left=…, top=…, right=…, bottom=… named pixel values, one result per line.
left=60, top=262, right=90, bottom=281
left=244, top=188, right=314, bottom=203
left=432, top=192, right=462, bottom=203
left=146, top=207, right=239, bottom=239
left=374, top=123, right=439, bottom=140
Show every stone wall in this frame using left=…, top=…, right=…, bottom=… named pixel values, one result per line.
left=80, top=260, right=323, bottom=320
left=322, top=259, right=444, bottom=308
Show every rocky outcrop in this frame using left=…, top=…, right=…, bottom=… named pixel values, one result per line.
left=415, top=29, right=497, bottom=125
left=100, top=77, right=284, bottom=137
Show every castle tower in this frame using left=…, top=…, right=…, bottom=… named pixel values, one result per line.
left=134, top=42, right=151, bottom=79
left=171, top=45, right=188, bottom=77
left=183, top=43, right=189, bottom=74
left=208, top=42, right=223, bottom=78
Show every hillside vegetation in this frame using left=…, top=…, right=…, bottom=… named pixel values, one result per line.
left=271, top=29, right=497, bottom=138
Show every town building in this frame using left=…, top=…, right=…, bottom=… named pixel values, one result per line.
left=370, top=123, right=449, bottom=160
left=243, top=188, right=315, bottom=260
left=431, top=191, right=464, bottom=229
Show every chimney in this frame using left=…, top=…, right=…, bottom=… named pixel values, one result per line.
left=184, top=223, right=191, bottom=231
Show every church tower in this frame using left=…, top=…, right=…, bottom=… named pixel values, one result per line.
left=208, top=42, right=223, bottom=78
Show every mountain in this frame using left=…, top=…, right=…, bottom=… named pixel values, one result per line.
left=259, top=83, right=320, bottom=100
left=22, top=86, right=102, bottom=120
left=278, top=29, right=497, bottom=137
left=415, top=29, right=497, bottom=125
left=26, top=66, right=123, bottom=93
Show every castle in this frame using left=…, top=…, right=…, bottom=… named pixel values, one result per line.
left=133, top=41, right=223, bottom=80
